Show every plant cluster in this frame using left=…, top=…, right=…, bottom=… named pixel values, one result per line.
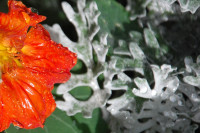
left=3, top=0, right=200, bottom=133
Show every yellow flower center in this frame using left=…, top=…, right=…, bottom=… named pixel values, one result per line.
left=0, top=44, right=21, bottom=73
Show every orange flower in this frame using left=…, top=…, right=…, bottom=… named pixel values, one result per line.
left=0, top=0, right=77, bottom=131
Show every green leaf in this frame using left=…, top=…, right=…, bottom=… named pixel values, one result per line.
left=52, top=84, right=59, bottom=95
left=71, top=59, right=87, bottom=74
left=69, top=86, right=93, bottom=101
left=6, top=108, right=109, bottom=133
left=6, top=108, right=81, bottom=133
left=72, top=108, right=109, bottom=133
left=94, top=0, right=129, bottom=35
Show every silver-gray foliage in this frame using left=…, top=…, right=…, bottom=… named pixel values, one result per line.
left=178, top=56, right=200, bottom=123
left=46, top=0, right=147, bottom=118
left=126, top=0, right=200, bottom=20
left=107, top=64, right=196, bottom=133
left=45, top=0, right=200, bottom=132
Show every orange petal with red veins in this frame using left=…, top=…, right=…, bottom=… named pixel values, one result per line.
left=21, top=24, right=77, bottom=83
left=0, top=68, right=56, bottom=131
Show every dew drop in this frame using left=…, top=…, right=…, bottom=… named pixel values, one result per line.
left=169, top=96, right=176, bottom=102
left=191, top=93, right=200, bottom=102
left=166, top=121, right=175, bottom=128
left=151, top=90, right=157, bottom=96
left=111, top=108, right=116, bottom=114
left=178, top=100, right=183, bottom=106
left=172, top=87, right=177, bottom=92
left=164, top=111, right=170, bottom=117
left=140, top=86, right=148, bottom=93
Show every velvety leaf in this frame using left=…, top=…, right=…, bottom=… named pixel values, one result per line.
left=148, top=0, right=175, bottom=13
left=126, top=0, right=151, bottom=20
left=178, top=0, right=200, bottom=13
left=184, top=76, right=200, bottom=87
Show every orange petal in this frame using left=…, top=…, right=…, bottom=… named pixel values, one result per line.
left=0, top=0, right=46, bottom=38
left=0, top=68, right=56, bottom=131
left=21, top=24, right=77, bottom=83
left=0, top=0, right=77, bottom=131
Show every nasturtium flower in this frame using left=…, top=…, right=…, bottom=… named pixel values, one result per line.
left=0, top=0, right=77, bottom=131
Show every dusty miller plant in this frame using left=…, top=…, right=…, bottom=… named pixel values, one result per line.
left=45, top=0, right=200, bottom=132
